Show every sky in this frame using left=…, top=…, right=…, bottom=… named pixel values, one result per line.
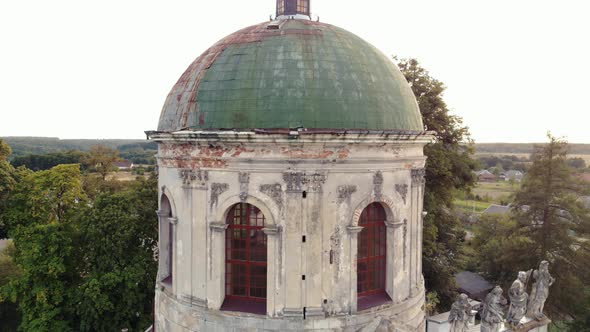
left=1, top=0, right=589, bottom=143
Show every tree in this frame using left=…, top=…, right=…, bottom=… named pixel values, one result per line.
left=512, top=135, right=590, bottom=320
left=0, top=241, right=22, bottom=331
left=72, top=175, right=158, bottom=331
left=472, top=214, right=533, bottom=283
left=0, top=164, right=158, bottom=331
left=396, top=58, right=477, bottom=309
left=0, top=139, right=16, bottom=239
left=1, top=164, right=85, bottom=233
left=2, top=223, right=78, bottom=331
left=11, top=150, right=88, bottom=171
left=567, top=157, right=587, bottom=170
left=492, top=162, right=504, bottom=177
left=473, top=135, right=590, bottom=327
left=82, top=145, right=119, bottom=180
left=0, top=164, right=86, bottom=331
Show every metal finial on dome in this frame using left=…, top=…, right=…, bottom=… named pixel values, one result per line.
left=276, top=0, right=310, bottom=19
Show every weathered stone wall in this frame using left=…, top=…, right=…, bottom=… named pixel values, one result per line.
left=152, top=131, right=431, bottom=331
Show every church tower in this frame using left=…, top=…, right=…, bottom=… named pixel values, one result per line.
left=148, top=1, right=431, bottom=331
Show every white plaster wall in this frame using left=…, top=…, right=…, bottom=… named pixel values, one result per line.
left=153, top=132, right=431, bottom=331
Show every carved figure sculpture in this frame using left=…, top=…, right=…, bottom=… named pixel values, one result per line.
left=481, top=286, right=506, bottom=332
left=448, top=294, right=473, bottom=332
left=527, top=261, right=555, bottom=320
left=507, top=271, right=531, bottom=327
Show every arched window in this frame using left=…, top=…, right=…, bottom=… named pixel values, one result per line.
left=276, top=0, right=310, bottom=17
left=223, top=203, right=267, bottom=314
left=357, top=203, right=387, bottom=301
left=160, top=194, right=174, bottom=286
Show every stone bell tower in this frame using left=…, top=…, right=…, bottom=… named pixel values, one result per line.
left=149, top=1, right=431, bottom=331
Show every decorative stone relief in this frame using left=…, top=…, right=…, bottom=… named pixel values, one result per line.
left=179, top=169, right=209, bottom=186
left=337, top=185, right=357, bottom=204
left=260, top=183, right=283, bottom=208
left=411, top=168, right=426, bottom=187
left=305, top=173, right=327, bottom=193
left=210, top=183, right=229, bottom=209
left=330, top=226, right=342, bottom=280
left=283, top=172, right=305, bottom=192
left=395, top=184, right=408, bottom=205
left=374, top=171, right=384, bottom=199
left=239, top=172, right=250, bottom=201
left=283, top=172, right=326, bottom=193
left=374, top=170, right=384, bottom=185
left=239, top=172, right=250, bottom=184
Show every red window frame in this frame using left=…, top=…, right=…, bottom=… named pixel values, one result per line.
left=225, top=203, right=267, bottom=302
left=357, top=203, right=387, bottom=297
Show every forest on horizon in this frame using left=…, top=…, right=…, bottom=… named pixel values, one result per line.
left=3, top=137, right=590, bottom=159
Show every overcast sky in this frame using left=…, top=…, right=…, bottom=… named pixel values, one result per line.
left=1, top=0, right=588, bottom=143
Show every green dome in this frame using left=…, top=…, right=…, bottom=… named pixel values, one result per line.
left=158, top=19, right=423, bottom=132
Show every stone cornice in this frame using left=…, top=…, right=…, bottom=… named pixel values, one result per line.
left=209, top=222, right=228, bottom=232
left=146, top=130, right=434, bottom=146
left=347, top=226, right=364, bottom=234
left=262, top=226, right=282, bottom=236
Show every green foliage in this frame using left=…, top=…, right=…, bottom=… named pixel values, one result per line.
left=118, top=148, right=157, bottom=165
left=4, top=223, right=77, bottom=331
left=0, top=140, right=11, bottom=161
left=513, top=135, right=590, bottom=321
left=0, top=241, right=22, bottom=331
left=473, top=135, right=590, bottom=325
left=0, top=162, right=158, bottom=331
left=11, top=150, right=87, bottom=171
left=73, top=178, right=158, bottom=331
left=82, top=145, right=120, bottom=180
left=2, top=164, right=85, bottom=233
left=0, top=139, right=16, bottom=239
left=567, top=157, right=587, bottom=169
left=477, top=155, right=529, bottom=171
left=396, top=57, right=477, bottom=309
left=424, top=291, right=440, bottom=316
left=1, top=137, right=157, bottom=164
left=472, top=215, right=534, bottom=283
left=476, top=143, right=590, bottom=155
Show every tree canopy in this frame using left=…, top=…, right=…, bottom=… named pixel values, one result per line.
left=0, top=161, right=158, bottom=331
left=396, top=58, right=477, bottom=309
left=0, top=139, right=16, bottom=239
left=82, top=145, right=120, bottom=180
left=472, top=135, right=590, bottom=328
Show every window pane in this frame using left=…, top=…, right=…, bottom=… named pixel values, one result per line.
left=357, top=203, right=387, bottom=297
left=225, top=203, right=268, bottom=301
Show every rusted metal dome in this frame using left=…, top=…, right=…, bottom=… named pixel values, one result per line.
left=158, top=19, right=423, bottom=132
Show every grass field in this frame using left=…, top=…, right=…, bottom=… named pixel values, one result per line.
left=454, top=199, right=490, bottom=213
left=473, top=181, right=519, bottom=201
left=454, top=181, right=519, bottom=214
left=106, top=171, right=147, bottom=182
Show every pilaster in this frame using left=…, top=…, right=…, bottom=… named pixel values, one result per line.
left=263, top=225, right=282, bottom=317
left=385, top=221, right=404, bottom=303
left=207, top=222, right=228, bottom=310
left=347, top=225, right=363, bottom=314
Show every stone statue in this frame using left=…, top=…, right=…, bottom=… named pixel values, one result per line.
left=527, top=261, right=555, bottom=320
left=448, top=294, right=474, bottom=332
left=506, top=270, right=531, bottom=328
left=481, top=286, right=507, bottom=332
